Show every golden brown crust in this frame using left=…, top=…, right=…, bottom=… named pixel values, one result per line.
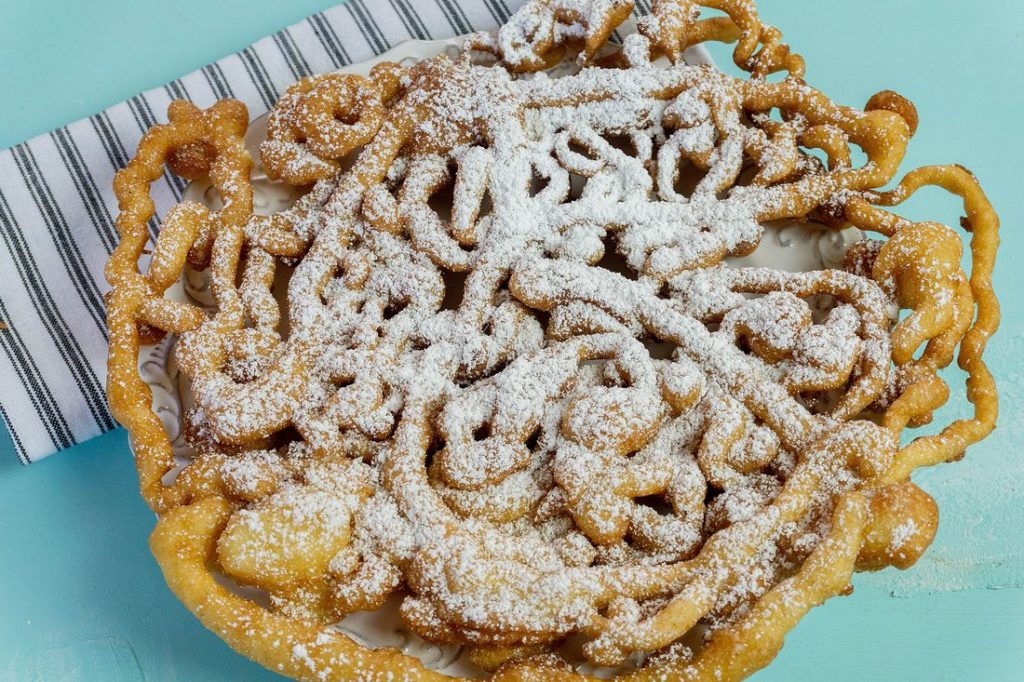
left=107, top=98, right=253, bottom=512
left=106, top=1, right=1000, bottom=679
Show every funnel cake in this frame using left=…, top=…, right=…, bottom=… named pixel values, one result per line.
left=105, top=1, right=1000, bottom=679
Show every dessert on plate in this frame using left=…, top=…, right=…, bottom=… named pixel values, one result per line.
left=105, top=0, right=1000, bottom=679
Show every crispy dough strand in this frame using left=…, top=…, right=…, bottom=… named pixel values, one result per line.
left=106, top=99, right=252, bottom=511
left=104, top=2, right=999, bottom=680
left=150, top=497, right=449, bottom=681
left=868, top=165, right=1000, bottom=480
left=638, top=0, right=804, bottom=77
left=641, top=494, right=867, bottom=681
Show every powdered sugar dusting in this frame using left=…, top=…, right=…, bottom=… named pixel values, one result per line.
left=158, top=6, right=919, bottom=677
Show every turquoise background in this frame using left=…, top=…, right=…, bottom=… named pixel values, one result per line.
left=1, top=0, right=1022, bottom=679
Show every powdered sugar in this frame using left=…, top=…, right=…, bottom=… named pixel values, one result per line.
left=164, top=9, right=909, bottom=676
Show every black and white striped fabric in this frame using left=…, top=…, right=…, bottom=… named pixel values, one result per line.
left=0, top=0, right=573, bottom=464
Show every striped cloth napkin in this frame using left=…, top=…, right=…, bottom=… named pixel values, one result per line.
left=0, top=0, right=568, bottom=464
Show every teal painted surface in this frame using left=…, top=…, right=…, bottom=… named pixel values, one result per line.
left=0, top=0, right=1021, bottom=679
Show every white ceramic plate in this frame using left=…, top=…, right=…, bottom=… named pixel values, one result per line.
left=134, top=32, right=862, bottom=679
